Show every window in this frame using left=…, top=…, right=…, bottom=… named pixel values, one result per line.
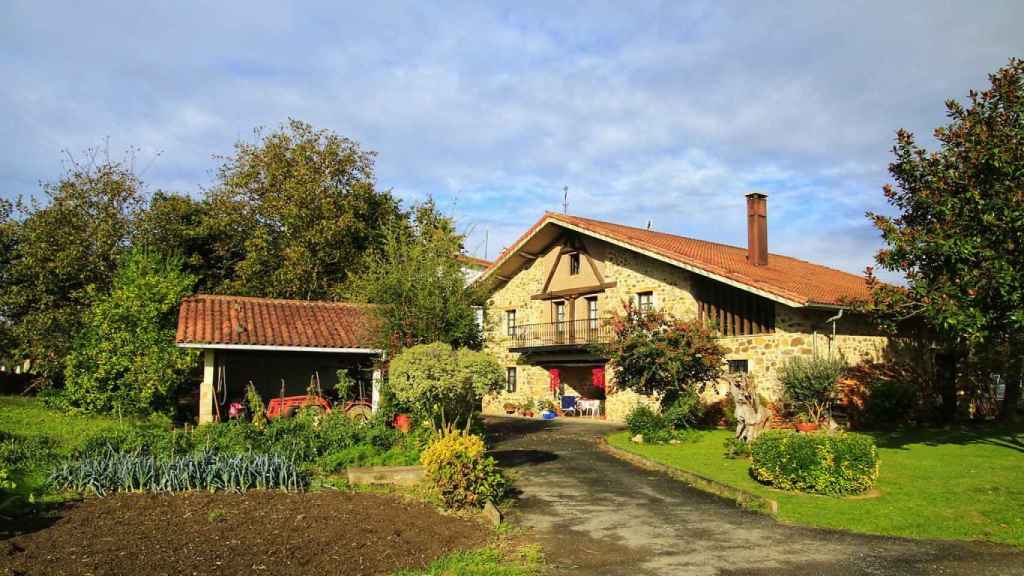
left=506, top=309, right=517, bottom=337
left=569, top=252, right=581, bottom=275
left=637, top=291, right=654, bottom=312
left=587, top=297, right=599, bottom=330
left=506, top=367, right=517, bottom=393
left=728, top=359, right=749, bottom=373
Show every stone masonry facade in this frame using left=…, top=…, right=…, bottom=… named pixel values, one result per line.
left=482, top=236, right=889, bottom=422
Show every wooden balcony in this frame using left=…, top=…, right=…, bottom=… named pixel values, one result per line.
left=507, top=318, right=613, bottom=353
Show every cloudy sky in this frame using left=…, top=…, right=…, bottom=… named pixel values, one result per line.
left=3, top=1, right=1022, bottom=280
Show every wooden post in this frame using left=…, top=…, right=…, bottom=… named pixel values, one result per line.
left=199, top=349, right=215, bottom=424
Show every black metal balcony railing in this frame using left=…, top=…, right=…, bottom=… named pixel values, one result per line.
left=508, top=318, right=613, bottom=351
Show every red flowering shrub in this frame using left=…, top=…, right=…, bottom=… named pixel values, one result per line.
left=604, top=302, right=725, bottom=407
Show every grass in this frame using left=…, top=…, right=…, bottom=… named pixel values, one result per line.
left=0, top=395, right=123, bottom=499
left=394, top=545, right=544, bottom=576
left=607, top=425, right=1024, bottom=547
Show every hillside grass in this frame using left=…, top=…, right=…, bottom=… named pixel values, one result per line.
left=608, top=425, right=1024, bottom=547
left=0, top=395, right=123, bottom=499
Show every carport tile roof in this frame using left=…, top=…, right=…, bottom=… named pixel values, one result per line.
left=176, top=295, right=378, bottom=350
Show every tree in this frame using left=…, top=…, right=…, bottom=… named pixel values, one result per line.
left=133, top=191, right=242, bottom=293
left=344, top=201, right=481, bottom=351
left=604, top=302, right=725, bottom=407
left=387, top=342, right=503, bottom=423
left=0, top=158, right=142, bottom=384
left=62, top=250, right=197, bottom=416
left=866, top=58, right=1024, bottom=421
left=205, top=119, right=403, bottom=299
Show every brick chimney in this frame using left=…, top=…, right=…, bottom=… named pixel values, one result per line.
left=746, top=193, right=768, bottom=266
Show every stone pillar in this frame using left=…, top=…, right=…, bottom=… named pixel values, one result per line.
left=371, top=368, right=382, bottom=413
left=199, top=349, right=216, bottom=424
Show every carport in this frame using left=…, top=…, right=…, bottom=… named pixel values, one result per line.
left=175, top=294, right=383, bottom=424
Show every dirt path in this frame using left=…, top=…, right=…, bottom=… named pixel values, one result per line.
left=488, top=416, right=1024, bottom=576
left=1, top=491, right=489, bottom=576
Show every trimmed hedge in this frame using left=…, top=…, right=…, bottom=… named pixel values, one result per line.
left=750, top=430, right=879, bottom=495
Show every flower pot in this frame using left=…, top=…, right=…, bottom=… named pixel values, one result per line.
left=541, top=410, right=557, bottom=420
left=524, top=411, right=534, bottom=418
left=393, top=413, right=412, bottom=433
left=795, top=422, right=819, bottom=432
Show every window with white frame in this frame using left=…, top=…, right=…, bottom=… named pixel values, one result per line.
left=506, top=367, right=517, bottom=393
left=637, top=291, right=654, bottom=312
left=506, top=309, right=517, bottom=337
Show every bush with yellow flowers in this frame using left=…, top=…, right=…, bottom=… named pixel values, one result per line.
left=420, top=427, right=506, bottom=509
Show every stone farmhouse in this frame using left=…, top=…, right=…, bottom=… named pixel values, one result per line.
left=474, top=193, right=889, bottom=421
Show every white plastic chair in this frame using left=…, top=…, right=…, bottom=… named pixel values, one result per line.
left=578, top=399, right=601, bottom=418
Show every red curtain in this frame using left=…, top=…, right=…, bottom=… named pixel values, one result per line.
left=592, top=367, right=605, bottom=390
left=549, top=368, right=561, bottom=393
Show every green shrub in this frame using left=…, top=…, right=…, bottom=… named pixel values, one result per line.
left=626, top=405, right=666, bottom=440
left=388, top=343, right=503, bottom=423
left=625, top=404, right=702, bottom=444
left=779, top=355, right=847, bottom=423
left=723, top=436, right=751, bottom=459
left=420, top=428, right=506, bottom=509
left=750, top=430, right=879, bottom=495
left=76, top=423, right=190, bottom=460
left=663, top=390, right=702, bottom=430
left=61, top=250, right=197, bottom=416
left=0, top=466, right=14, bottom=492
left=865, top=378, right=918, bottom=426
left=49, top=449, right=307, bottom=496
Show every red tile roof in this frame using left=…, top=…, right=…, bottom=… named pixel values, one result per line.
left=484, top=212, right=873, bottom=307
left=455, top=254, right=492, bottom=269
left=176, top=295, right=379, bottom=350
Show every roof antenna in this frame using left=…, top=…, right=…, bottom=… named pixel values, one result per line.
left=562, top=186, right=569, bottom=214
left=484, top=229, right=489, bottom=260
left=646, top=220, right=653, bottom=230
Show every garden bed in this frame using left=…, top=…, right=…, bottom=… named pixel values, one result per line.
left=1, top=491, right=490, bottom=576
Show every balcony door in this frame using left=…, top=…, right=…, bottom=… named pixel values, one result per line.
left=553, top=301, right=566, bottom=343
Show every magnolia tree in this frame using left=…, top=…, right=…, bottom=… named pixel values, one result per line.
left=604, top=302, right=725, bottom=408
left=387, top=342, right=503, bottom=424
left=866, top=58, right=1024, bottom=421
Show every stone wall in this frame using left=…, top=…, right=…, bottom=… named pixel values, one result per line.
left=480, top=234, right=890, bottom=421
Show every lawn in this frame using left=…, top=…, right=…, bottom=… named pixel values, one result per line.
left=607, top=426, right=1024, bottom=547
left=0, top=395, right=123, bottom=498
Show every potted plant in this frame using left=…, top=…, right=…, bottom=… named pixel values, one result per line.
left=779, top=354, right=846, bottom=432
left=518, top=398, right=536, bottom=418
left=539, top=399, right=557, bottom=420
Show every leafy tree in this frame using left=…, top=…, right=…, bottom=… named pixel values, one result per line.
left=134, top=191, right=243, bottom=293
left=0, top=158, right=142, bottom=384
left=387, top=342, right=503, bottom=423
left=62, top=250, right=197, bottom=416
left=205, top=119, right=403, bottom=299
left=604, top=302, right=725, bottom=408
left=866, top=58, right=1024, bottom=421
left=345, top=201, right=481, bottom=351
left=0, top=199, right=16, bottom=366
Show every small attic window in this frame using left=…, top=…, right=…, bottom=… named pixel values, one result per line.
left=569, top=253, right=581, bottom=275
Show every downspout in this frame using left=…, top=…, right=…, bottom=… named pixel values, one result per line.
left=825, top=309, right=844, bottom=359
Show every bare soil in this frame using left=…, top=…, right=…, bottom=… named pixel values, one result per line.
left=1, top=491, right=490, bottom=576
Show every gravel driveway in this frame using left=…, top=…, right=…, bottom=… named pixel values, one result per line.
left=487, top=416, right=1024, bottom=576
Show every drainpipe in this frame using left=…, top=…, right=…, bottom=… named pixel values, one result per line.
left=825, top=309, right=844, bottom=359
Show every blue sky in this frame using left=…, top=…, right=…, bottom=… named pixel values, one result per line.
left=2, top=1, right=1022, bottom=281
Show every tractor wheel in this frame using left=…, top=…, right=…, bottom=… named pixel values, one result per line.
left=345, top=404, right=372, bottom=422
